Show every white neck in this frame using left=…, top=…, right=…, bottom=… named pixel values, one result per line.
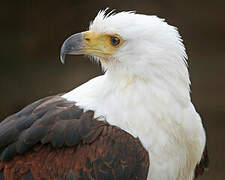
left=62, top=64, right=204, bottom=180
left=63, top=66, right=191, bottom=139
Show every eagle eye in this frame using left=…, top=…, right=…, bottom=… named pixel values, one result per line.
left=110, top=36, right=120, bottom=46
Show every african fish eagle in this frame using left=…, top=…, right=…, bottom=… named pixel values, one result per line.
left=0, top=10, right=208, bottom=180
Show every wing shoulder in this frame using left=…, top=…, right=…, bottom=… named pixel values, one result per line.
left=0, top=126, right=149, bottom=180
left=0, top=95, right=106, bottom=161
left=0, top=95, right=150, bottom=179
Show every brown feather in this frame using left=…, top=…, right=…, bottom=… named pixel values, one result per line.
left=194, top=145, right=209, bottom=179
left=0, top=95, right=149, bottom=180
left=0, top=127, right=149, bottom=180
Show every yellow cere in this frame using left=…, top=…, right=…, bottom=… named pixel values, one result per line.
left=81, top=31, right=123, bottom=57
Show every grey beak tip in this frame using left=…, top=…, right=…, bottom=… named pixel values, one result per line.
left=60, top=53, right=65, bottom=64
left=60, top=32, right=83, bottom=64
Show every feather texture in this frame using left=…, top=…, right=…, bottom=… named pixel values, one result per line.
left=0, top=95, right=149, bottom=180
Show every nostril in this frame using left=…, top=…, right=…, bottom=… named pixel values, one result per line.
left=84, top=37, right=90, bottom=41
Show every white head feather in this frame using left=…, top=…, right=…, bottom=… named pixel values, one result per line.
left=89, top=10, right=190, bottom=104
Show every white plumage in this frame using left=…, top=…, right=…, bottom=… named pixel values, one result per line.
left=62, top=10, right=206, bottom=180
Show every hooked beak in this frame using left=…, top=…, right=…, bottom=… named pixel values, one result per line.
left=60, top=31, right=122, bottom=64
left=60, top=33, right=84, bottom=64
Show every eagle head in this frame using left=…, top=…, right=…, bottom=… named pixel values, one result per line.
left=60, top=9, right=189, bottom=90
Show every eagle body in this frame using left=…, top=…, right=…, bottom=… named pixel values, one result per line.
left=62, top=72, right=205, bottom=180
left=0, top=10, right=208, bottom=180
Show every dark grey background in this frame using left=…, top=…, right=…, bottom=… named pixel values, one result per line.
left=1, top=1, right=225, bottom=179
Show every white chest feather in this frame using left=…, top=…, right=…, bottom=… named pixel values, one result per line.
left=62, top=75, right=205, bottom=180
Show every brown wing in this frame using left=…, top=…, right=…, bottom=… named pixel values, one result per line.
left=0, top=95, right=149, bottom=180
left=194, top=116, right=209, bottom=179
left=194, top=144, right=209, bottom=179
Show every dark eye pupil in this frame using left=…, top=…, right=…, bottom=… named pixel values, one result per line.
left=111, top=37, right=120, bottom=46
